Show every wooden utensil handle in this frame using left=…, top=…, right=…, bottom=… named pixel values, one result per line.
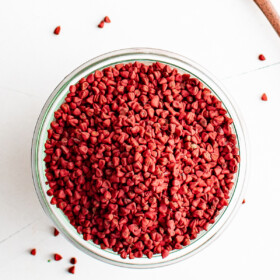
left=254, top=0, right=280, bottom=36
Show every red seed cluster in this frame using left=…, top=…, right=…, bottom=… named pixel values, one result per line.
left=44, top=61, right=240, bottom=259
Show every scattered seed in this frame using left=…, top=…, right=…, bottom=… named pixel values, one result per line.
left=30, top=249, right=36, bottom=256
left=98, top=21, right=104, bottom=28
left=54, top=26, right=61, bottom=35
left=261, top=93, right=267, bottom=101
left=104, top=16, right=111, bottom=23
left=242, top=199, right=246, bottom=204
left=54, top=253, right=62, bottom=261
left=70, top=257, right=77, bottom=265
left=68, top=266, right=75, bottom=274
left=258, top=54, right=266, bottom=61
left=54, top=227, right=60, bottom=236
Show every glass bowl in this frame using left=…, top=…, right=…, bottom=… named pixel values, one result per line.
left=31, top=48, right=248, bottom=268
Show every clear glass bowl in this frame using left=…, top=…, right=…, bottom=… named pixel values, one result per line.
left=31, top=48, right=248, bottom=268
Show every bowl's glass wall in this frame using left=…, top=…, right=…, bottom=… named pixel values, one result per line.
left=31, top=48, right=248, bottom=268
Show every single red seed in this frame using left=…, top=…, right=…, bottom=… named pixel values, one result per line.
left=54, top=26, right=61, bottom=35
left=68, top=266, right=75, bottom=274
left=161, top=249, right=169, bottom=259
left=54, top=228, right=59, bottom=236
left=242, top=199, right=246, bottom=204
left=104, top=16, right=111, bottom=23
left=30, top=249, right=36, bottom=256
left=261, top=93, right=267, bottom=101
left=98, top=21, right=104, bottom=28
left=151, top=96, right=159, bottom=108
left=258, top=54, right=266, bottom=61
left=54, top=253, right=62, bottom=261
left=70, top=257, right=77, bottom=264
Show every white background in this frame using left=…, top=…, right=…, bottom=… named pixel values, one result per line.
left=1, top=0, right=280, bottom=279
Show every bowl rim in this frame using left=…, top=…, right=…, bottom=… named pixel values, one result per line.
left=31, top=47, right=249, bottom=268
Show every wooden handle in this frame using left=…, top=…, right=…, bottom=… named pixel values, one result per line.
left=254, top=0, right=280, bottom=36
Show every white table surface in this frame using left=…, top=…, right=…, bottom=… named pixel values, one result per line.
left=1, top=0, right=280, bottom=279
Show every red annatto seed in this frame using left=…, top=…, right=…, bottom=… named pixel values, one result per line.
left=261, top=93, right=267, bottom=101
left=44, top=61, right=240, bottom=259
left=104, top=16, right=111, bottom=23
left=54, top=253, right=62, bottom=261
left=258, top=54, right=266, bottom=61
left=98, top=21, right=104, bottom=28
left=242, top=199, right=246, bottom=204
left=54, top=228, right=59, bottom=236
left=30, top=249, right=36, bottom=256
left=54, top=26, right=61, bottom=35
left=68, top=266, right=75, bottom=274
left=70, top=257, right=77, bottom=264
left=161, top=249, right=170, bottom=259
left=151, top=96, right=159, bottom=108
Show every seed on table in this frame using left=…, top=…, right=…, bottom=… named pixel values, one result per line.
left=53, top=26, right=61, bottom=35
left=30, top=249, right=36, bottom=256
left=104, top=16, right=111, bottom=23
left=242, top=199, right=246, bottom=204
left=258, top=54, right=266, bottom=61
left=68, top=266, right=75, bottom=274
left=54, top=227, right=59, bottom=236
left=98, top=21, right=104, bottom=28
left=54, top=253, right=62, bottom=261
left=261, top=93, right=267, bottom=101
left=70, top=257, right=77, bottom=264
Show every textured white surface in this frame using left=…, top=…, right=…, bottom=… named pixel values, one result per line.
left=0, top=0, right=280, bottom=279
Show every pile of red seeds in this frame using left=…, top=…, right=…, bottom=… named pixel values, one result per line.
left=44, top=61, right=240, bottom=259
